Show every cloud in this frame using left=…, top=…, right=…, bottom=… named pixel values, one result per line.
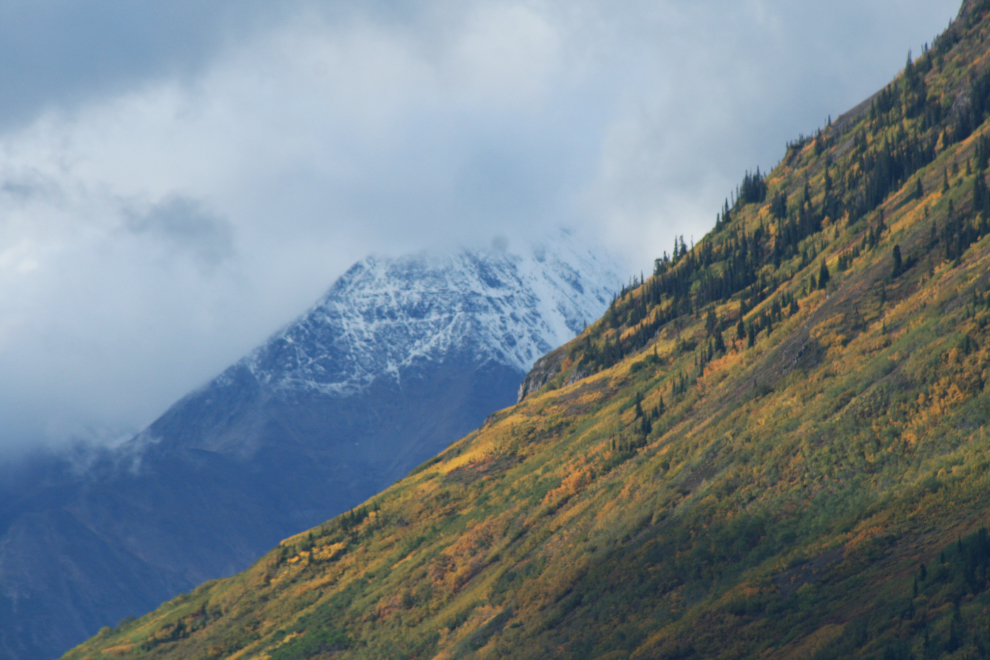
left=0, top=0, right=962, bottom=454
left=577, top=0, right=962, bottom=261
left=0, top=0, right=297, bottom=130
left=124, top=195, right=235, bottom=269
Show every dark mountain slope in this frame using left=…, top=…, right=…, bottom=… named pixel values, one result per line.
left=0, top=239, right=620, bottom=660
left=60, top=2, right=990, bottom=659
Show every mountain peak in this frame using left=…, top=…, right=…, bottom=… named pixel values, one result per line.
left=239, top=230, right=622, bottom=398
left=61, top=6, right=990, bottom=660
left=0, top=231, right=623, bottom=660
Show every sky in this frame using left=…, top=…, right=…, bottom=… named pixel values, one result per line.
left=0, top=0, right=962, bottom=454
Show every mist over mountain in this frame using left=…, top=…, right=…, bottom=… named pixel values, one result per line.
left=0, top=232, right=621, bottom=660
left=0, top=1, right=959, bottom=461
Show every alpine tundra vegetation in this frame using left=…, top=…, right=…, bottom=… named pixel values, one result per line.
left=64, top=0, right=990, bottom=658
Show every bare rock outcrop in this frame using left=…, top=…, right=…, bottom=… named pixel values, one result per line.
left=517, top=345, right=567, bottom=402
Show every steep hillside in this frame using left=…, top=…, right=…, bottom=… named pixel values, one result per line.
left=62, top=2, right=990, bottom=659
left=0, top=234, right=620, bottom=660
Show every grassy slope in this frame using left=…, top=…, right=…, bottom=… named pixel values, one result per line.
left=65, top=2, right=990, bottom=659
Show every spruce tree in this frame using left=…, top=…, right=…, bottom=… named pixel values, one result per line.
left=705, top=309, right=718, bottom=335
left=818, top=260, right=831, bottom=290
left=974, top=174, right=989, bottom=216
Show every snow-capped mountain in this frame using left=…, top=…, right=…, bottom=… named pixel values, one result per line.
left=242, top=231, right=618, bottom=396
left=0, top=231, right=623, bottom=660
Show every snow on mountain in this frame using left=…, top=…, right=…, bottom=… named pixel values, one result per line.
left=0, top=230, right=624, bottom=660
left=240, top=229, right=624, bottom=397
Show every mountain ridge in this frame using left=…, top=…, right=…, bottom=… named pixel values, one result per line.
left=236, top=235, right=614, bottom=398
left=0, top=233, right=622, bottom=660
left=60, top=2, right=990, bottom=659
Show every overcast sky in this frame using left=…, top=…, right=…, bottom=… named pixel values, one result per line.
left=0, top=0, right=961, bottom=454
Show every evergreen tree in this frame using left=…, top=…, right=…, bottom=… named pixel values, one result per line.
left=705, top=309, right=718, bottom=335
left=770, top=192, right=787, bottom=219
left=714, top=331, right=726, bottom=354
left=892, top=244, right=903, bottom=277
left=818, top=261, right=831, bottom=290
left=977, top=134, right=990, bottom=170
left=974, top=174, right=990, bottom=217
left=740, top=168, right=767, bottom=205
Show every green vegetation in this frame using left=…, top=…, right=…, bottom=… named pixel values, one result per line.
left=62, top=3, right=990, bottom=659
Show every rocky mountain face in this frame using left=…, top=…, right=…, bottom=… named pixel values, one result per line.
left=59, top=3, right=990, bottom=659
left=0, top=231, right=622, bottom=660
